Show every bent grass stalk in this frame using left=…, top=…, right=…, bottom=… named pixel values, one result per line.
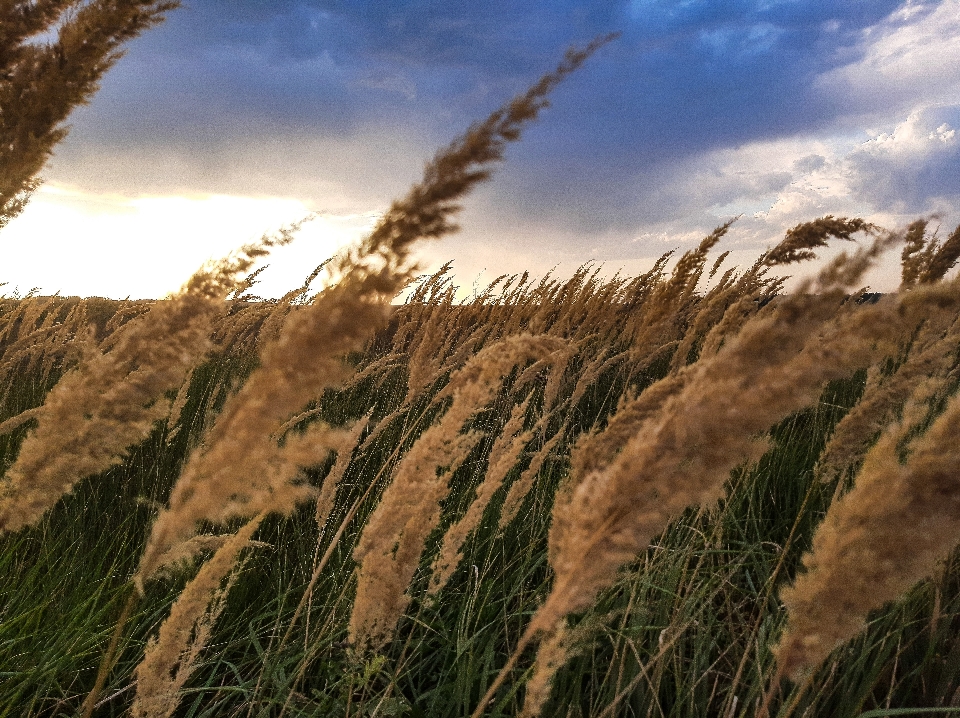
left=0, top=221, right=303, bottom=536
left=773, top=347, right=960, bottom=678
left=472, top=225, right=896, bottom=717
left=137, top=33, right=613, bottom=581
left=429, top=392, right=534, bottom=594
left=259, top=392, right=477, bottom=712
left=245, top=39, right=616, bottom=678
left=350, top=334, right=565, bottom=650
left=132, top=515, right=264, bottom=718
left=0, top=288, right=217, bottom=535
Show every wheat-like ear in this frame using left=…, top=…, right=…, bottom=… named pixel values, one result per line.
left=429, top=392, right=534, bottom=594
left=499, top=429, right=563, bottom=529
left=519, top=623, right=572, bottom=718
left=771, top=274, right=960, bottom=680
left=136, top=415, right=354, bottom=588
left=0, top=227, right=299, bottom=537
left=919, top=222, right=960, bottom=284
left=815, top=311, right=959, bottom=482
left=314, top=413, right=372, bottom=531
left=763, top=215, right=876, bottom=267
left=614, top=222, right=734, bottom=365
left=0, top=292, right=219, bottom=534
left=132, top=515, right=264, bottom=718
left=472, top=233, right=906, bottom=718
left=774, top=371, right=960, bottom=679
left=350, top=335, right=566, bottom=650
left=405, top=287, right=456, bottom=402
left=1, top=0, right=182, bottom=220
left=137, top=35, right=612, bottom=581
left=900, top=218, right=933, bottom=287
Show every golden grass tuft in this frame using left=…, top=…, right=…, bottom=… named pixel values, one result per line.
left=133, top=515, right=264, bottom=718
left=774, top=280, right=960, bottom=679
left=0, top=290, right=219, bottom=534
left=350, top=334, right=565, bottom=649
left=429, top=392, right=534, bottom=594
left=489, top=228, right=906, bottom=716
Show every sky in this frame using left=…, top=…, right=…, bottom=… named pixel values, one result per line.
left=3, top=0, right=960, bottom=299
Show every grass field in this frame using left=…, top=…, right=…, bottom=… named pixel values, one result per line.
left=2, top=230, right=960, bottom=718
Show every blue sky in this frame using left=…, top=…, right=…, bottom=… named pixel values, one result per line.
left=4, top=0, right=960, bottom=297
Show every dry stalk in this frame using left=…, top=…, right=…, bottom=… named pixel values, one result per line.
left=137, top=33, right=612, bottom=582
left=350, top=335, right=565, bottom=649
left=774, top=337, right=960, bottom=677
left=473, top=230, right=900, bottom=717
left=0, top=291, right=219, bottom=534
left=499, top=429, right=564, bottom=529
left=429, top=393, right=534, bottom=594
left=132, top=515, right=264, bottom=718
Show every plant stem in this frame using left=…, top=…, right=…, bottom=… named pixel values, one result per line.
left=80, top=583, right=139, bottom=718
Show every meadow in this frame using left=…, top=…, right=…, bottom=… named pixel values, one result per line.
left=3, top=29, right=960, bottom=718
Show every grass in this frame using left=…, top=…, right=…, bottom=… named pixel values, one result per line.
left=1, top=285, right=959, bottom=717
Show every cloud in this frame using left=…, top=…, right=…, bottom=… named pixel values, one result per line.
left=815, top=0, right=960, bottom=122
left=427, top=0, right=912, bottom=237
left=845, top=106, right=960, bottom=214
left=10, top=0, right=960, bottom=299
left=52, top=0, right=910, bottom=200
left=48, top=125, right=435, bottom=214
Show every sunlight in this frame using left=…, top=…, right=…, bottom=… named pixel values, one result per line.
left=1, top=184, right=378, bottom=299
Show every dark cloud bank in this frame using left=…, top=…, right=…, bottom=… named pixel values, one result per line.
left=44, top=0, right=960, bottom=281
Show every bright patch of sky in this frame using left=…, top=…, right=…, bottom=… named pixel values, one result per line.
left=3, top=187, right=375, bottom=298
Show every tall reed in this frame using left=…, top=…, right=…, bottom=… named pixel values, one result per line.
left=351, top=334, right=565, bottom=649
left=137, top=35, right=614, bottom=582
left=773, top=278, right=960, bottom=681
left=118, top=37, right=615, bottom=718
left=472, top=221, right=901, bottom=716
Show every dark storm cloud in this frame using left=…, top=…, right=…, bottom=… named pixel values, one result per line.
left=46, top=0, right=949, bottom=253
left=63, top=0, right=903, bottom=141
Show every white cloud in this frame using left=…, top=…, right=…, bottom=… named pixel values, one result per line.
left=816, top=0, right=960, bottom=119
left=846, top=105, right=960, bottom=214
left=583, top=103, right=958, bottom=292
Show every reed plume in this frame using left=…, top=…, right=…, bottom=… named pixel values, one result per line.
left=117, top=45, right=619, bottom=718
left=499, top=429, right=563, bottom=529
left=520, top=623, right=572, bottom=718
left=137, top=35, right=613, bottom=582
left=314, top=413, right=371, bottom=531
left=774, top=277, right=960, bottom=679
left=0, top=292, right=214, bottom=533
left=0, top=226, right=300, bottom=536
left=429, top=392, right=534, bottom=593
left=900, top=219, right=960, bottom=286
left=815, top=309, right=959, bottom=482
left=901, top=218, right=935, bottom=287
left=472, top=220, right=893, bottom=717
left=351, top=334, right=564, bottom=649
left=132, top=515, right=263, bottom=718
left=774, top=357, right=960, bottom=678
left=1, top=0, right=180, bottom=226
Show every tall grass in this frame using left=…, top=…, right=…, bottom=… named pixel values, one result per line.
left=3, top=39, right=960, bottom=718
